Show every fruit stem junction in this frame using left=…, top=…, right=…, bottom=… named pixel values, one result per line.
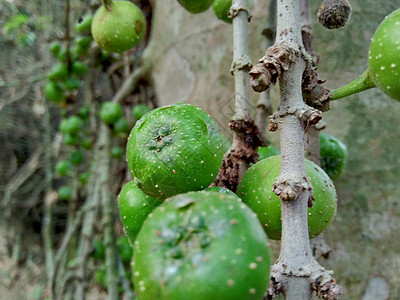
left=101, top=0, right=113, bottom=11
left=330, top=70, right=376, bottom=101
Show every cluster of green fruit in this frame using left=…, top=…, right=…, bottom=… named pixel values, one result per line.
left=91, top=236, right=134, bottom=291
left=115, top=102, right=339, bottom=299
left=176, top=0, right=250, bottom=24
left=45, top=15, right=92, bottom=103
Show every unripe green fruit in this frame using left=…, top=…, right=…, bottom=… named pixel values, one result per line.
left=113, top=118, right=129, bottom=134
left=80, top=137, right=92, bottom=150
left=100, top=101, right=123, bottom=125
left=368, top=9, right=400, bottom=101
left=71, top=61, right=89, bottom=76
left=237, top=155, right=337, bottom=240
left=176, top=0, right=214, bottom=14
left=63, top=116, right=83, bottom=135
left=91, top=239, right=106, bottom=260
left=319, top=133, right=347, bottom=180
left=91, top=1, right=146, bottom=53
left=78, top=172, right=90, bottom=185
left=126, top=103, right=225, bottom=200
left=55, top=160, right=73, bottom=176
left=110, top=146, right=124, bottom=159
left=118, top=181, right=162, bottom=244
left=48, top=64, right=69, bottom=82
left=69, top=150, right=84, bottom=165
left=75, top=15, right=93, bottom=35
left=132, top=103, right=151, bottom=120
left=133, top=191, right=271, bottom=300
left=63, top=133, right=79, bottom=146
left=79, top=106, right=90, bottom=120
left=75, top=36, right=92, bottom=50
left=49, top=41, right=62, bottom=57
left=58, top=186, right=73, bottom=200
left=203, top=186, right=236, bottom=196
left=45, top=81, right=66, bottom=103
left=65, top=77, right=81, bottom=91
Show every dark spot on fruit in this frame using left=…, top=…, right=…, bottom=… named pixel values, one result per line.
left=135, top=20, right=143, bottom=35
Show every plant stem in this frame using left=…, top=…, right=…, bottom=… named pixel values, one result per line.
left=102, top=0, right=113, bottom=11
left=330, top=70, right=375, bottom=101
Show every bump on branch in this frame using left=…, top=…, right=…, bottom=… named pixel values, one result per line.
left=273, top=175, right=314, bottom=202
left=302, top=66, right=331, bottom=112
left=250, top=44, right=297, bottom=92
left=317, top=0, right=352, bottom=29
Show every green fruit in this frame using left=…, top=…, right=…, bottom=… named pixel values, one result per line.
left=75, top=15, right=93, bottom=35
left=117, top=236, right=133, bottom=264
left=95, top=268, right=106, bottom=286
left=118, top=181, right=162, bottom=243
left=176, top=0, right=215, bottom=14
left=75, top=35, right=92, bottom=50
left=100, top=101, right=123, bottom=125
left=44, top=81, right=66, bottom=103
left=78, top=172, right=90, bottom=185
left=257, top=145, right=280, bottom=161
left=237, top=155, right=337, bottom=240
left=58, top=186, right=73, bottom=200
left=319, top=133, right=347, bottom=180
left=71, top=61, right=89, bottom=76
left=203, top=186, right=236, bottom=196
left=65, top=77, right=81, bottom=91
left=113, top=118, right=129, bottom=134
left=63, top=133, right=79, bottom=146
left=212, top=0, right=251, bottom=23
left=368, top=9, right=400, bottom=101
left=92, top=239, right=106, bottom=260
left=126, top=103, right=225, bottom=200
left=63, top=116, right=83, bottom=135
left=79, top=106, right=90, bottom=120
left=91, top=1, right=146, bottom=53
left=110, top=146, right=124, bottom=158
left=48, top=64, right=69, bottom=82
left=133, top=191, right=271, bottom=300
left=69, top=150, right=84, bottom=165
left=132, top=104, right=151, bottom=120
left=80, top=137, right=92, bottom=150
left=55, top=160, right=73, bottom=176
left=49, top=41, right=62, bottom=57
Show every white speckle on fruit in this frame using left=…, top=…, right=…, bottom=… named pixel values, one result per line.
left=227, top=279, right=234, bottom=286
left=134, top=271, right=140, bottom=277
left=123, top=216, right=126, bottom=219
left=391, top=63, right=396, bottom=68
left=256, top=256, right=263, bottom=262
left=380, top=66, right=385, bottom=70
left=249, top=288, right=256, bottom=294
left=249, top=262, right=257, bottom=269
left=235, top=248, right=242, bottom=255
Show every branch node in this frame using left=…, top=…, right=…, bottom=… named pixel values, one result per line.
left=273, top=175, right=313, bottom=201
left=230, top=55, right=252, bottom=75
left=229, top=4, right=252, bottom=22
left=250, top=44, right=297, bottom=93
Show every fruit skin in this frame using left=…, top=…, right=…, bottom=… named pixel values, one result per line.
left=319, top=133, right=347, bottom=180
left=58, top=186, right=73, bottom=200
left=45, top=81, right=66, bottom=103
left=49, top=41, right=62, bottom=57
left=62, top=116, right=83, bottom=135
left=257, top=145, right=280, bottom=161
left=126, top=103, right=225, bottom=200
left=48, top=64, right=69, bottom=82
left=368, top=9, right=400, bottom=101
left=91, top=239, right=106, bottom=260
left=71, top=61, right=89, bottom=76
left=113, top=118, right=129, bottom=134
left=78, top=172, right=90, bottom=185
left=69, top=150, right=84, bottom=165
left=100, top=101, right=123, bottom=125
left=177, top=0, right=215, bottom=14
left=203, top=186, right=236, bottom=196
left=133, top=191, right=271, bottom=300
left=91, top=1, right=146, bottom=53
left=118, top=181, right=162, bottom=244
left=132, top=104, right=151, bottom=121
left=212, top=0, right=251, bottom=23
left=237, top=155, right=337, bottom=240
left=65, top=77, right=81, bottom=91
left=55, top=160, right=73, bottom=176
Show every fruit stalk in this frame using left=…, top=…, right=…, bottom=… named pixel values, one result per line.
left=330, top=70, right=376, bottom=101
left=101, top=0, right=113, bottom=11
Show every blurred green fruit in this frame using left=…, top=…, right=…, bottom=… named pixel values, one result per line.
left=319, top=133, right=347, bottom=180
left=257, top=145, right=280, bottom=161
left=65, top=77, right=81, bottom=91
left=44, top=81, right=66, bottom=103
left=71, top=61, right=89, bottom=76
left=100, top=101, right=123, bottom=125
left=58, top=186, right=73, bottom=200
left=75, top=15, right=93, bottom=35
left=113, top=118, right=129, bottom=134
left=49, top=41, right=62, bottom=57
left=176, top=0, right=214, bottom=13
left=110, top=146, right=124, bottom=159
left=69, top=150, right=84, bottom=165
left=48, top=64, right=69, bottom=82
left=55, top=160, right=73, bottom=176
left=132, top=103, right=151, bottom=120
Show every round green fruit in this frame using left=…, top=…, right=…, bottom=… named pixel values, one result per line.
left=237, top=155, right=337, bottom=240
left=133, top=191, right=271, bottom=300
left=91, top=1, right=146, bottom=53
left=78, top=172, right=90, bottom=185
left=55, top=160, right=73, bottom=176
left=257, top=145, right=280, bottom=161
left=48, top=64, right=69, bottom=82
left=63, top=116, right=83, bottom=135
left=118, top=181, right=162, bottom=243
left=63, top=133, right=79, bottom=146
left=80, top=137, right=92, bottom=150
left=319, top=133, right=347, bottom=180
left=176, top=0, right=214, bottom=14
left=79, top=106, right=90, bottom=120
left=100, top=101, right=123, bottom=125
left=368, top=9, right=400, bottom=101
left=75, top=36, right=92, bottom=50
left=126, top=103, right=225, bottom=200
left=110, top=146, right=124, bottom=159
left=65, top=77, right=81, bottom=91
left=212, top=0, right=251, bottom=23
left=132, top=104, right=151, bottom=121
left=71, top=61, right=89, bottom=76
left=75, top=15, right=93, bottom=35
left=49, top=41, right=62, bottom=57
left=113, top=118, right=129, bottom=134
left=58, top=186, right=73, bottom=200
left=45, top=81, right=66, bottom=103
left=69, top=150, right=84, bottom=165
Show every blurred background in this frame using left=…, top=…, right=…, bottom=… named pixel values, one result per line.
left=0, top=0, right=399, bottom=299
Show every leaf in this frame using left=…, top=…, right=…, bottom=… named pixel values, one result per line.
left=3, top=14, right=29, bottom=36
